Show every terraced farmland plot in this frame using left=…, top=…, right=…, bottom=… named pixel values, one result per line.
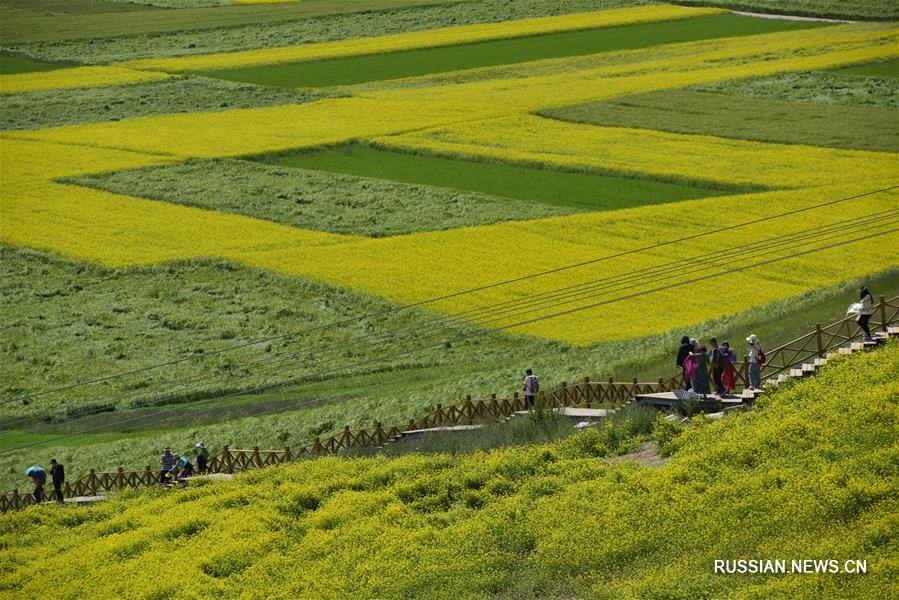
left=539, top=89, right=899, bottom=152
left=199, top=13, right=826, bottom=88
left=259, top=144, right=739, bottom=211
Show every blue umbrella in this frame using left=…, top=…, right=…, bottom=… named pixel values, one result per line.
left=25, top=466, right=45, bottom=479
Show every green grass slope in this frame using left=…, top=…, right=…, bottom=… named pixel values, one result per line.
left=0, top=78, right=335, bottom=131
left=540, top=89, right=899, bottom=152
left=1, top=244, right=896, bottom=492
left=1, top=343, right=896, bottom=598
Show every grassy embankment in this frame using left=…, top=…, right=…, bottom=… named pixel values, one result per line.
left=1, top=343, right=896, bottom=598
left=539, top=89, right=899, bottom=152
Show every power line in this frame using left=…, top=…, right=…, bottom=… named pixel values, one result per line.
left=4, top=223, right=892, bottom=454
left=6, top=210, right=896, bottom=429
left=9, top=183, right=896, bottom=405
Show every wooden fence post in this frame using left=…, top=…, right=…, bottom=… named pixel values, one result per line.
left=880, top=296, right=888, bottom=332
left=560, top=382, right=567, bottom=407
left=815, top=323, right=824, bottom=357
left=145, top=465, right=153, bottom=485
left=283, top=447, right=292, bottom=462
left=88, top=469, right=97, bottom=496
left=313, top=437, right=322, bottom=454
left=117, top=466, right=125, bottom=490
left=742, top=357, right=749, bottom=388
left=435, top=404, right=443, bottom=427
left=583, top=377, right=591, bottom=408
left=223, top=445, right=234, bottom=474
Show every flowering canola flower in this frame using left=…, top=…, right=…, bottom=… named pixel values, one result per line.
left=0, top=66, right=171, bottom=95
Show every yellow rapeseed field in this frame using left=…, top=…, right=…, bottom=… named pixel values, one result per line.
left=237, top=185, right=899, bottom=344
left=124, top=5, right=721, bottom=73
left=2, top=13, right=897, bottom=345
left=375, top=115, right=899, bottom=189
left=0, top=66, right=171, bottom=95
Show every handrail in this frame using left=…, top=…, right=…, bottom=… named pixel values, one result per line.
left=2, top=295, right=895, bottom=512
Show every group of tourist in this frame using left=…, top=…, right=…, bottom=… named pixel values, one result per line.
left=676, top=335, right=762, bottom=397
left=159, top=442, right=209, bottom=484
left=24, top=288, right=880, bottom=503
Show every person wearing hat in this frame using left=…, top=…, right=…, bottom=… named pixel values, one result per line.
left=50, top=458, right=65, bottom=503
left=747, top=334, right=764, bottom=390
left=160, top=447, right=174, bottom=484
left=195, top=442, right=209, bottom=474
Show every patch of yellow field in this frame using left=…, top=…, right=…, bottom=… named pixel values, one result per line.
left=235, top=185, right=899, bottom=344
left=0, top=66, right=171, bottom=95
left=124, top=5, right=721, bottom=72
left=1, top=139, right=356, bottom=265
left=375, top=115, right=899, bottom=189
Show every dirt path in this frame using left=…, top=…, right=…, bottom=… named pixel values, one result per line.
left=731, top=10, right=853, bottom=24
left=607, top=443, right=669, bottom=468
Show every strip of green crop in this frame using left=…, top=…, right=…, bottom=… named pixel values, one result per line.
left=0, top=53, right=62, bottom=75
left=0, top=77, right=336, bottom=131
left=830, top=56, right=899, bottom=77
left=540, top=89, right=899, bottom=152
left=200, top=13, right=827, bottom=88
left=0, top=0, right=453, bottom=43
left=258, top=144, right=738, bottom=211
left=692, top=69, right=899, bottom=108
left=0, top=0, right=159, bottom=15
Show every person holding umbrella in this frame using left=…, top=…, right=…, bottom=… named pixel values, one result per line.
left=26, top=465, right=46, bottom=503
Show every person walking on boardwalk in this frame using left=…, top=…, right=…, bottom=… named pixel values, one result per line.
left=160, top=447, right=174, bottom=484
left=856, top=286, right=875, bottom=341
left=195, top=442, right=209, bottom=475
left=747, top=334, right=764, bottom=390
left=708, top=338, right=725, bottom=397
left=50, top=458, right=65, bottom=504
left=26, top=466, right=46, bottom=504
left=676, top=335, right=694, bottom=390
left=523, top=368, right=539, bottom=410
left=691, top=345, right=712, bottom=396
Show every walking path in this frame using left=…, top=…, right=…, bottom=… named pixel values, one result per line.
left=731, top=10, right=853, bottom=24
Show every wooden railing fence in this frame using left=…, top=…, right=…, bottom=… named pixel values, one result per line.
left=2, top=296, right=895, bottom=512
